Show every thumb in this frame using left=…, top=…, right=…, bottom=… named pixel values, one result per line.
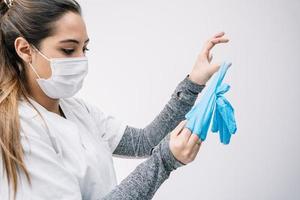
left=211, top=62, right=222, bottom=74
left=209, top=62, right=222, bottom=78
left=211, top=61, right=232, bottom=75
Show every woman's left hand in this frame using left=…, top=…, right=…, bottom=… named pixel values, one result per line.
left=189, top=32, right=230, bottom=85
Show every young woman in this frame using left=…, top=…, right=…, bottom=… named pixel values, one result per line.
left=0, top=0, right=229, bottom=199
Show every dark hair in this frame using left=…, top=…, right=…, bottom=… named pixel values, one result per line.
left=0, top=0, right=81, bottom=199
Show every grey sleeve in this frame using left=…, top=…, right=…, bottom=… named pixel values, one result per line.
left=113, top=74, right=205, bottom=158
left=101, top=132, right=184, bottom=200
left=100, top=75, right=205, bottom=199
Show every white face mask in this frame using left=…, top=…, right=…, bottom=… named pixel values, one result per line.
left=29, top=45, right=88, bottom=99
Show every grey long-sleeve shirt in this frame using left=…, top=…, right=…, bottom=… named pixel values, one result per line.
left=101, top=74, right=205, bottom=200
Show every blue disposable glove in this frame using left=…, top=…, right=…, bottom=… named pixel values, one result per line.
left=185, top=61, right=237, bottom=144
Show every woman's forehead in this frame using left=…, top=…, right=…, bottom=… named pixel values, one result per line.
left=49, top=11, right=89, bottom=44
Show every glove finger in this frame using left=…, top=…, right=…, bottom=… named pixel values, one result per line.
left=219, top=98, right=237, bottom=134
left=211, top=109, right=218, bottom=132
left=222, top=122, right=231, bottom=145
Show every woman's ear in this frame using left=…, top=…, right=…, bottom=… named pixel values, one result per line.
left=14, top=37, right=34, bottom=63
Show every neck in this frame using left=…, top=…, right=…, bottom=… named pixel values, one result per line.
left=29, top=93, right=61, bottom=116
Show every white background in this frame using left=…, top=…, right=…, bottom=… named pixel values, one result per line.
left=76, top=0, right=300, bottom=199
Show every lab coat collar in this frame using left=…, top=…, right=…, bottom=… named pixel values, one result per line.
left=18, top=96, right=63, bottom=119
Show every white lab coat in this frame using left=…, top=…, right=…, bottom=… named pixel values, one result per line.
left=0, top=97, right=127, bottom=200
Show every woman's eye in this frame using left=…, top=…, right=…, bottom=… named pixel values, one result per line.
left=83, top=47, right=90, bottom=54
left=60, top=47, right=89, bottom=56
left=61, top=49, right=75, bottom=55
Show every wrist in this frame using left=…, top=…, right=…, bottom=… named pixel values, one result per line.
left=152, top=133, right=185, bottom=171
left=188, top=72, right=208, bottom=85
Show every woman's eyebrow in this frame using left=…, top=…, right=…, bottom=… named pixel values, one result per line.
left=59, top=38, right=90, bottom=44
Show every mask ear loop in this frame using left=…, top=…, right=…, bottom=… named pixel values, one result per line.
left=28, top=62, right=41, bottom=79
left=31, top=45, right=51, bottom=61
left=29, top=45, right=51, bottom=79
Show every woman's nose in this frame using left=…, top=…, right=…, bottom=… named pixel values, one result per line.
left=76, top=52, right=85, bottom=57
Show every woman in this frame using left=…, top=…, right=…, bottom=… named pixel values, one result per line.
left=0, top=0, right=229, bottom=199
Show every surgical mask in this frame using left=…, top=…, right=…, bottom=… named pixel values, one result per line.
left=28, top=46, right=88, bottom=99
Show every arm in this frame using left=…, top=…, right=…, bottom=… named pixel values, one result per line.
left=113, top=74, right=205, bottom=158
left=101, top=132, right=181, bottom=200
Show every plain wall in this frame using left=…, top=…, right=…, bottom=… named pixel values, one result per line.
left=76, top=0, right=300, bottom=199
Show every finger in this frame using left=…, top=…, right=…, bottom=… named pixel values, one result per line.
left=210, top=62, right=222, bottom=73
left=177, top=127, right=192, bottom=144
left=209, top=53, right=213, bottom=63
left=202, top=37, right=229, bottom=58
left=193, top=139, right=202, bottom=152
left=211, top=37, right=230, bottom=44
left=190, top=141, right=201, bottom=159
left=206, top=37, right=229, bottom=52
left=187, top=133, right=201, bottom=148
left=213, top=31, right=225, bottom=38
left=172, top=120, right=187, bottom=137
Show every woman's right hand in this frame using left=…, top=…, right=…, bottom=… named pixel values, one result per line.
left=169, top=120, right=202, bottom=165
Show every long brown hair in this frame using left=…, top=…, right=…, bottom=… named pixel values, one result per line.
left=0, top=0, right=81, bottom=199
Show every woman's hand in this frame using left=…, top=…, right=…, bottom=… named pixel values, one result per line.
left=169, top=120, right=202, bottom=165
left=189, top=32, right=230, bottom=85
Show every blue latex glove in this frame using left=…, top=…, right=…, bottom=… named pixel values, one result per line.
left=185, top=61, right=237, bottom=144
